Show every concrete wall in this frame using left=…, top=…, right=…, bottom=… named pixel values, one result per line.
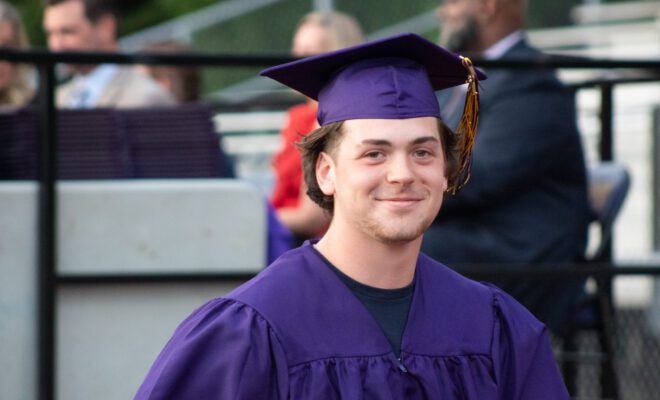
left=56, top=282, right=243, bottom=400
left=0, top=183, right=38, bottom=400
left=0, top=180, right=266, bottom=400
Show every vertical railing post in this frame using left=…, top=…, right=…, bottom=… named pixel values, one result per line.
left=653, top=108, right=660, bottom=251
left=599, top=82, right=615, bottom=263
left=599, top=82, right=614, bottom=162
left=598, top=81, right=619, bottom=399
left=37, top=60, right=57, bottom=400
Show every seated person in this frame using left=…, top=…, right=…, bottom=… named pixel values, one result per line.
left=0, top=1, right=35, bottom=179
left=43, top=0, right=175, bottom=108
left=423, top=0, right=590, bottom=334
left=0, top=0, right=34, bottom=108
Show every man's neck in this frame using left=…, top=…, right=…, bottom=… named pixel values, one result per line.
left=70, top=43, right=118, bottom=76
left=72, top=64, right=99, bottom=76
left=315, top=221, right=420, bottom=289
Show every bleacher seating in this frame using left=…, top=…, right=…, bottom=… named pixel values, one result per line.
left=0, top=107, right=39, bottom=178
left=124, top=104, right=228, bottom=178
left=0, top=103, right=227, bottom=180
left=58, top=109, right=132, bottom=179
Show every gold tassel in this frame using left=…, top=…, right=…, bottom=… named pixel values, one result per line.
left=448, top=56, right=480, bottom=195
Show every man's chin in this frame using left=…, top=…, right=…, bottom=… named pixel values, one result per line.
left=372, top=224, right=429, bottom=245
left=65, top=63, right=96, bottom=75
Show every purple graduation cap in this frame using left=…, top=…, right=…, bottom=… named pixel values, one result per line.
left=260, top=33, right=485, bottom=124
left=260, top=33, right=485, bottom=193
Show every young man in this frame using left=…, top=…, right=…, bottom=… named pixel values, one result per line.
left=43, top=0, right=175, bottom=108
left=135, top=33, right=569, bottom=399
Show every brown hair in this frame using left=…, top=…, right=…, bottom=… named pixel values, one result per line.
left=43, top=0, right=114, bottom=23
left=298, top=119, right=460, bottom=213
left=138, top=40, right=200, bottom=103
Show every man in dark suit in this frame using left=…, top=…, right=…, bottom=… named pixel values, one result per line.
left=43, top=0, right=175, bottom=108
left=423, top=0, right=590, bottom=333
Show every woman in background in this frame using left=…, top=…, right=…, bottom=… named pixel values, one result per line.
left=271, top=11, right=364, bottom=243
left=0, top=1, right=34, bottom=108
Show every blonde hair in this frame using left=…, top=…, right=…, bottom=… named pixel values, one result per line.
left=0, top=1, right=34, bottom=106
left=296, top=11, right=365, bottom=52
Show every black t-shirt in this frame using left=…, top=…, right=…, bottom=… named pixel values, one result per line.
left=313, top=247, right=414, bottom=357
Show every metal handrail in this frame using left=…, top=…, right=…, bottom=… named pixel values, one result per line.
left=53, top=264, right=660, bottom=286
left=1, top=48, right=660, bottom=69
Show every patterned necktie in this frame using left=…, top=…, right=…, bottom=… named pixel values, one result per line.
left=69, top=81, right=92, bottom=108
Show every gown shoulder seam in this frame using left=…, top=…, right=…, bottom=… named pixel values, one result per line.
left=219, top=296, right=291, bottom=365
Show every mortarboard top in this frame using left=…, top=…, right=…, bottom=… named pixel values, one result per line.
left=260, top=33, right=484, bottom=193
left=260, top=32, right=485, bottom=126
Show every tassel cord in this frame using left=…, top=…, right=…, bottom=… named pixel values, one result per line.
left=449, top=56, right=480, bottom=195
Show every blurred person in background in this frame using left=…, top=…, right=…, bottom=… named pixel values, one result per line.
left=42, top=0, right=175, bottom=108
left=0, top=0, right=34, bottom=108
left=135, top=39, right=201, bottom=103
left=422, top=0, right=590, bottom=334
left=271, top=11, right=364, bottom=244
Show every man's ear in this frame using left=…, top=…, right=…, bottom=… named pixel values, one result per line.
left=316, top=152, right=336, bottom=196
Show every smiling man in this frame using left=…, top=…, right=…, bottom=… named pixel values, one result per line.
left=135, top=33, right=569, bottom=399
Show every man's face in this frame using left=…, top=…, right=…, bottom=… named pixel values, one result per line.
left=43, top=0, right=100, bottom=52
left=43, top=0, right=108, bottom=73
left=437, top=0, right=480, bottom=53
left=0, top=21, right=16, bottom=90
left=318, top=117, right=447, bottom=244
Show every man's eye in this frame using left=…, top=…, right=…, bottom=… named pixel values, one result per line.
left=414, top=149, right=432, bottom=158
left=364, top=151, right=384, bottom=159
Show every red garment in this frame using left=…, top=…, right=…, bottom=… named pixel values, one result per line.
left=271, top=103, right=318, bottom=209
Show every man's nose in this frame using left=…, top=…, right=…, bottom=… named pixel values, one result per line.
left=387, top=155, right=415, bottom=185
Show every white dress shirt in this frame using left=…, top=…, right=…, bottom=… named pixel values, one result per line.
left=66, top=64, right=119, bottom=108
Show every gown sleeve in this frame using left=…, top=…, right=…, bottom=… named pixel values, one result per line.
left=134, top=297, right=289, bottom=400
left=489, top=285, right=570, bottom=400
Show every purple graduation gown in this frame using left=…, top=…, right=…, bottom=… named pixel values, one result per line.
left=135, top=242, right=569, bottom=399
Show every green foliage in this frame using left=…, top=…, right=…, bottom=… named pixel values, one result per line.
left=196, top=0, right=310, bottom=92
left=12, top=0, right=46, bottom=47
left=338, top=0, right=438, bottom=33
left=116, top=0, right=217, bottom=38
left=527, top=0, right=575, bottom=28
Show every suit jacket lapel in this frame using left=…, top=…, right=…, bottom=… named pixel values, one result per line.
left=97, top=67, right=126, bottom=106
